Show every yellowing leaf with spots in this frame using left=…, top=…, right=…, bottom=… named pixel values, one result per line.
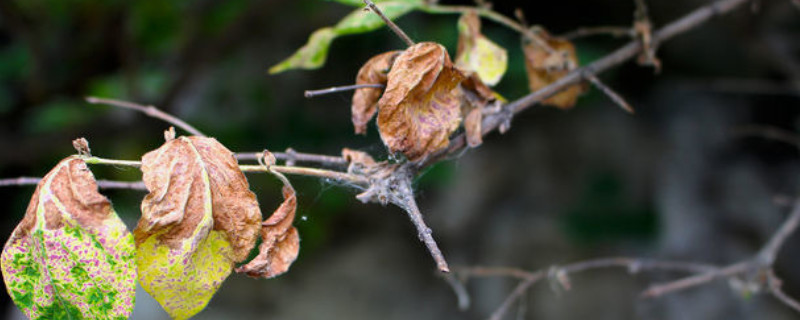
left=455, top=10, right=508, bottom=86
left=135, top=135, right=261, bottom=320
left=1, top=156, right=136, bottom=319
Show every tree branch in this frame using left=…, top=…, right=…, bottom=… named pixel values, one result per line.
left=450, top=258, right=718, bottom=320
left=418, top=0, right=754, bottom=170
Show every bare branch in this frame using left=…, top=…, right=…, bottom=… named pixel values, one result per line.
left=419, top=0, right=754, bottom=170
left=560, top=26, right=634, bottom=40
left=364, top=0, right=415, bottom=47
left=441, top=274, right=471, bottom=311
left=733, top=125, right=800, bottom=149
left=393, top=175, right=449, bottom=272
left=585, top=72, right=635, bottom=114
left=0, top=177, right=146, bottom=190
left=641, top=261, right=749, bottom=298
left=451, top=257, right=718, bottom=320
left=236, top=149, right=348, bottom=167
left=642, top=199, right=800, bottom=299
left=767, top=269, right=800, bottom=313
left=305, top=84, right=385, bottom=98
left=239, top=164, right=369, bottom=186
left=758, top=199, right=800, bottom=265
left=86, top=96, right=206, bottom=137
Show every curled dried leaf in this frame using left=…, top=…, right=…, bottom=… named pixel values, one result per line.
left=352, top=51, right=402, bottom=134
left=1, top=157, right=136, bottom=319
left=463, top=107, right=483, bottom=147
left=72, top=137, right=91, bottom=156
left=634, top=15, right=661, bottom=72
left=236, top=185, right=299, bottom=279
left=523, top=29, right=586, bottom=109
left=455, top=10, right=508, bottom=86
left=342, top=148, right=377, bottom=168
left=378, top=42, right=466, bottom=162
left=460, top=73, right=496, bottom=148
left=135, top=136, right=261, bottom=320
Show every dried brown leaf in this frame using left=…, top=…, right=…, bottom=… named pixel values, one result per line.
left=523, top=30, right=586, bottom=109
left=459, top=73, right=495, bottom=148
left=236, top=186, right=299, bottom=278
left=377, top=42, right=466, bottom=162
left=352, top=50, right=402, bottom=134
left=342, top=148, right=377, bottom=168
left=135, top=136, right=261, bottom=318
left=136, top=136, right=261, bottom=261
left=463, top=107, right=483, bottom=147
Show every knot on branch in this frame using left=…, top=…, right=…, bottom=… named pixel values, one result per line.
left=354, top=162, right=412, bottom=206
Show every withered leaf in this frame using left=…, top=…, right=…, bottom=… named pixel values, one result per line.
left=236, top=185, right=299, bottom=279
left=463, top=107, right=483, bottom=147
left=378, top=42, right=466, bottom=162
left=342, top=148, right=377, bottom=168
left=455, top=10, right=508, bottom=86
left=135, top=136, right=261, bottom=320
left=352, top=50, right=402, bottom=134
left=522, top=30, right=586, bottom=109
left=1, top=157, right=136, bottom=319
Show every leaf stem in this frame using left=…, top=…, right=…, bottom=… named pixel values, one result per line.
left=81, top=156, right=143, bottom=168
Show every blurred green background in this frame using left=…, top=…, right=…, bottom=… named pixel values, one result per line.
left=0, top=0, right=799, bottom=319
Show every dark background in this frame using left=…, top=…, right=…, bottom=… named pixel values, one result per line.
left=0, top=0, right=799, bottom=319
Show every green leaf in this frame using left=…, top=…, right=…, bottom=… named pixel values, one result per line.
left=1, top=157, right=137, bottom=320
left=269, top=1, right=421, bottom=73
left=268, top=27, right=337, bottom=74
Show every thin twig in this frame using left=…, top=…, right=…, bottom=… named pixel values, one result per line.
left=304, top=84, right=385, bottom=98
left=641, top=261, right=750, bottom=298
left=758, top=199, right=800, bottom=265
left=454, top=266, right=535, bottom=280
left=642, top=199, right=800, bottom=299
left=236, top=149, right=348, bottom=167
left=364, top=0, right=415, bottom=47
left=733, top=124, right=800, bottom=149
left=0, top=177, right=146, bottom=190
left=453, top=257, right=717, bottom=320
left=78, top=155, right=367, bottom=186
left=585, top=72, right=635, bottom=114
left=767, top=269, right=800, bottom=313
left=489, top=273, right=543, bottom=320
left=560, top=26, right=635, bottom=40
left=442, top=273, right=471, bottom=311
left=239, top=164, right=368, bottom=186
left=85, top=96, right=206, bottom=137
